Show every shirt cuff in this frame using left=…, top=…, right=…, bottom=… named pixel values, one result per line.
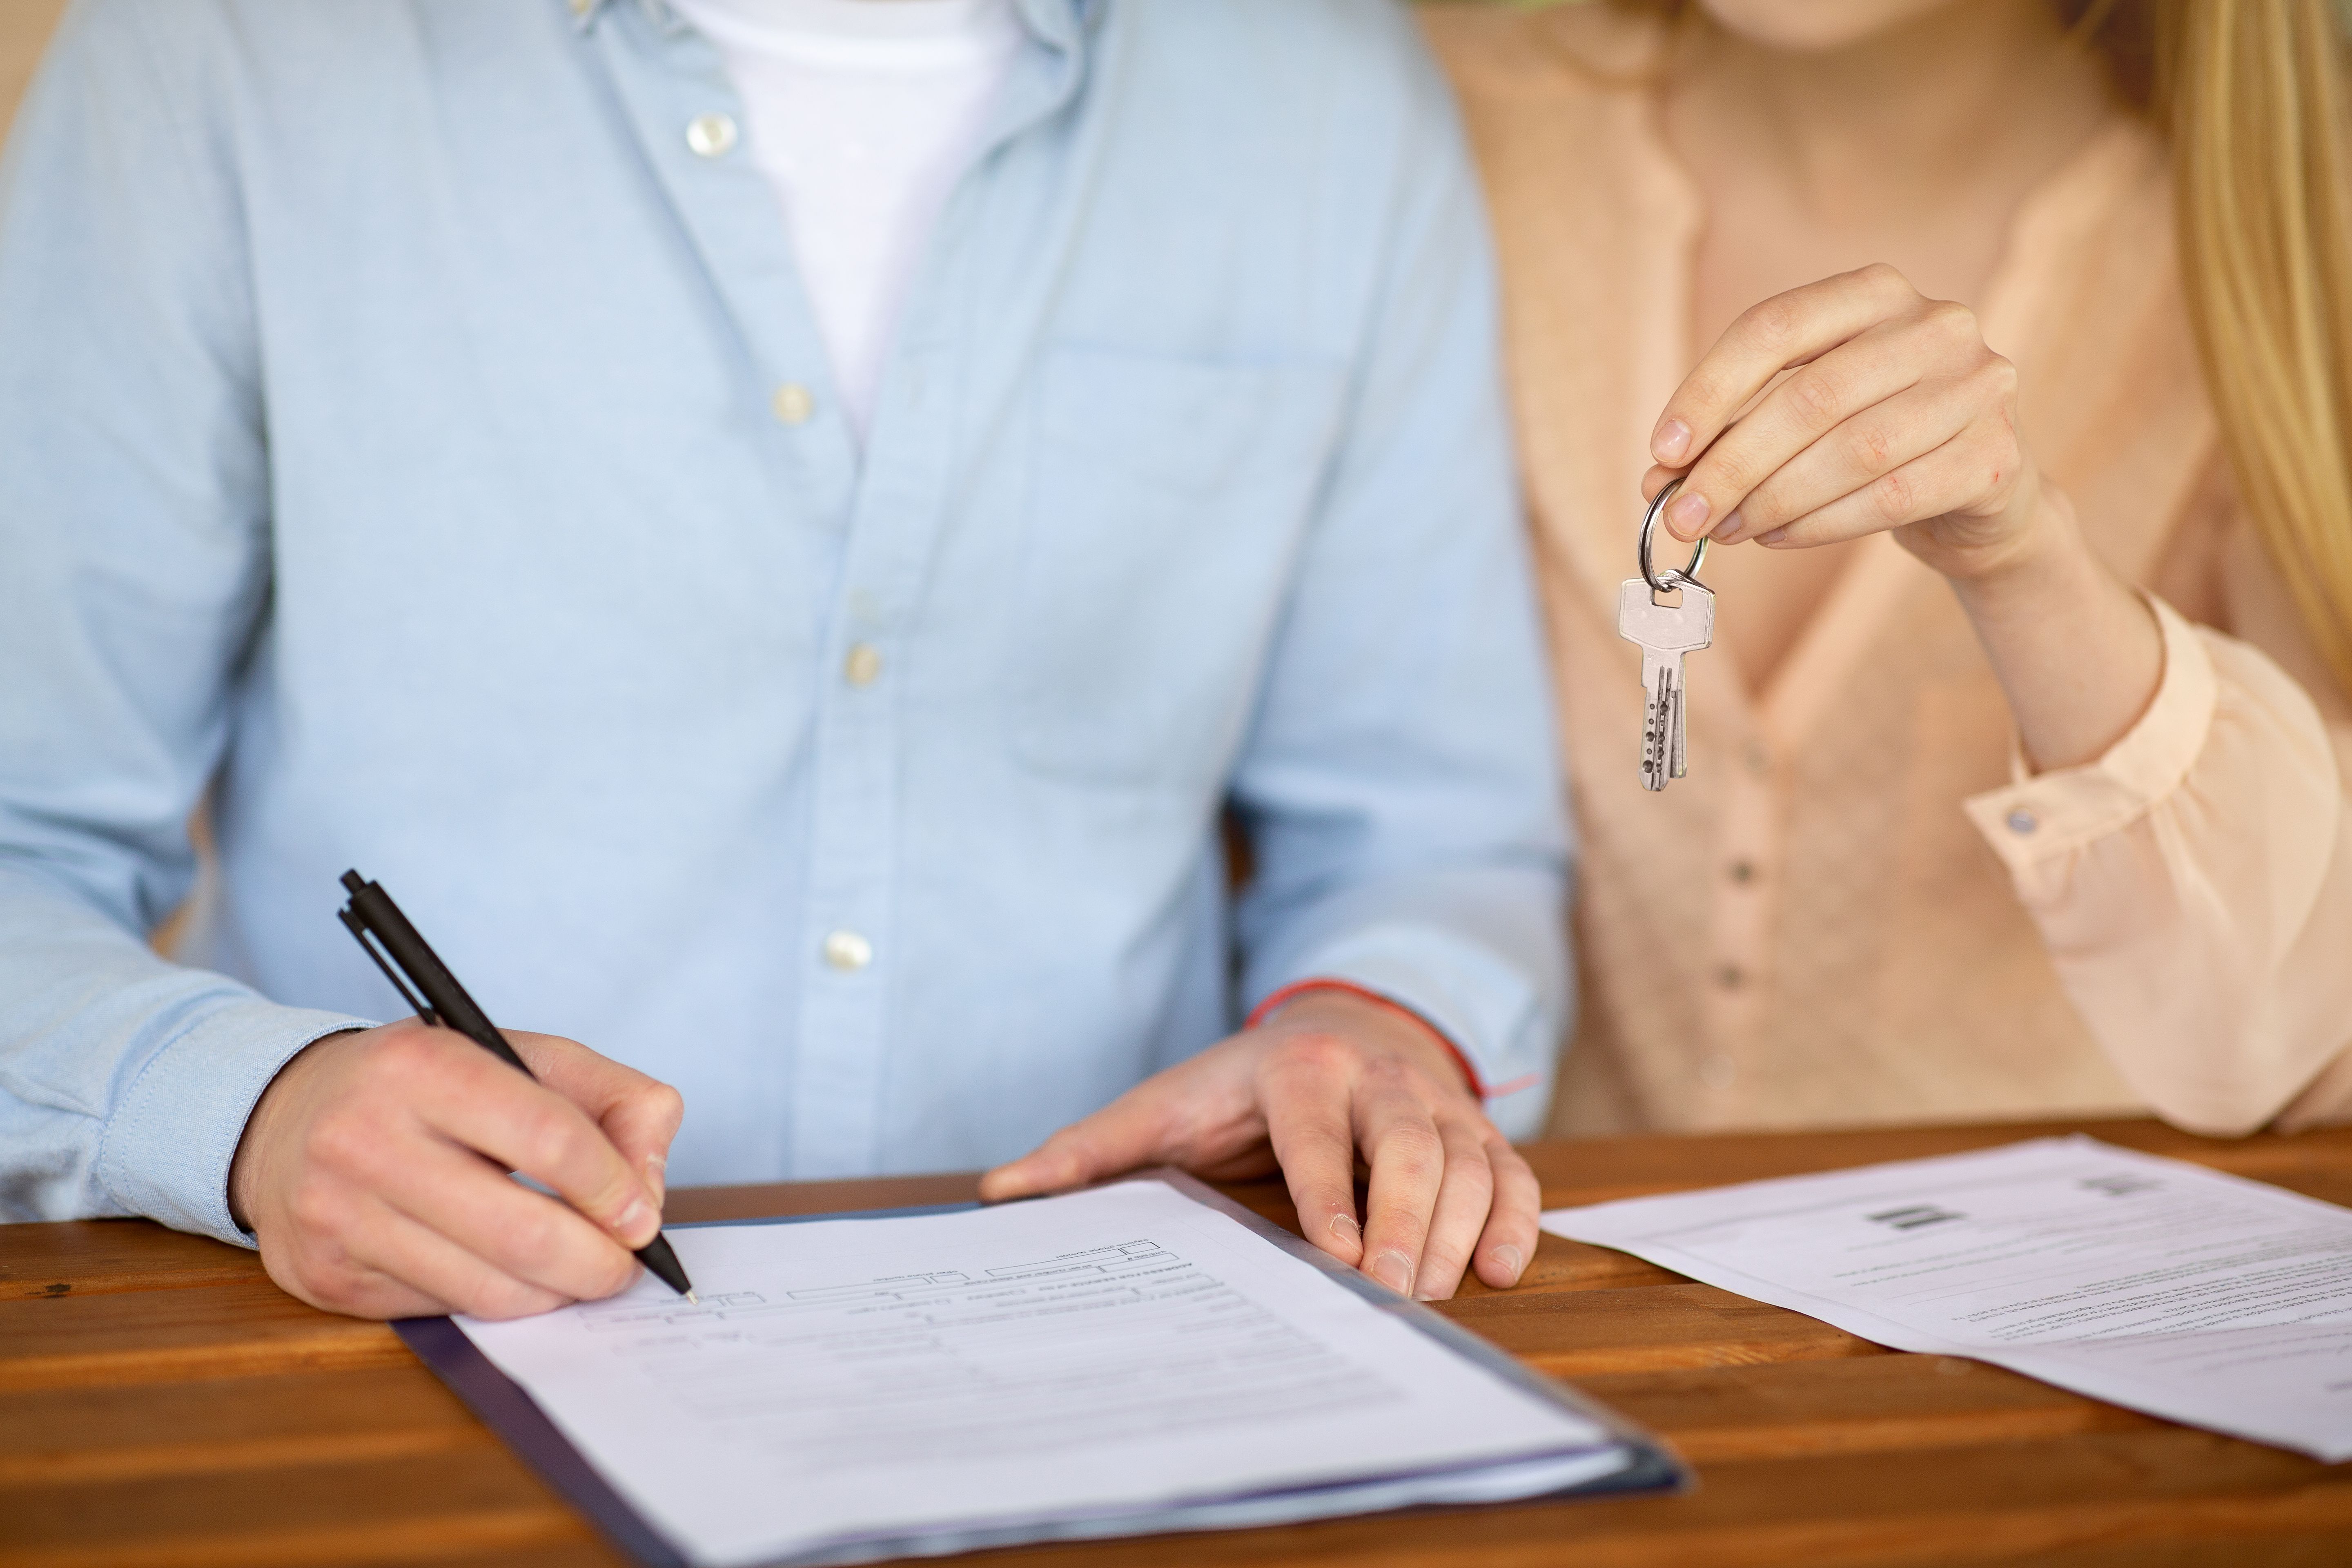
left=1964, top=594, right=2217, bottom=875
left=1247, top=978, right=1489, bottom=1094
left=94, top=1001, right=375, bottom=1247
left=1246, top=925, right=1551, bottom=1120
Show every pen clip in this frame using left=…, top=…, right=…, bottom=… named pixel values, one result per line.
left=338, top=904, right=441, bottom=1027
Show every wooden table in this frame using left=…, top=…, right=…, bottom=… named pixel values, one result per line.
left=8, top=1118, right=2352, bottom=1567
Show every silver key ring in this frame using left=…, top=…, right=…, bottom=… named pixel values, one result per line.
left=1639, top=475, right=1709, bottom=593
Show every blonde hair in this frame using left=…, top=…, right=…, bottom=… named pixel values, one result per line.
left=2154, top=1, right=2352, bottom=695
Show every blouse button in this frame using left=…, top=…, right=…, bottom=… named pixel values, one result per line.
left=2007, top=808, right=2039, bottom=835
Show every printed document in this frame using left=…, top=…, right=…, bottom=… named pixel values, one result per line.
left=1543, top=1136, right=2352, bottom=1459
left=460, top=1179, right=1633, bottom=1566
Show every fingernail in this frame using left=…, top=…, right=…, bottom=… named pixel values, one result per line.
left=1491, top=1244, right=1525, bottom=1283
left=1330, top=1212, right=1361, bottom=1250
left=613, top=1196, right=653, bottom=1242
left=1668, top=493, right=1710, bottom=539
left=1652, top=417, right=1691, bottom=463
left=1370, top=1251, right=1413, bottom=1294
left=643, top=1154, right=668, bottom=1209
left=1759, top=527, right=1790, bottom=546
left=1711, top=510, right=1744, bottom=541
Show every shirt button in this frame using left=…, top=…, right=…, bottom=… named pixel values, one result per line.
left=686, top=113, right=738, bottom=159
left=1699, top=1054, right=1737, bottom=1091
left=2007, top=808, right=2039, bottom=835
left=844, top=643, right=882, bottom=687
left=771, top=383, right=816, bottom=425
left=822, top=930, right=873, bottom=971
left=1728, top=860, right=1757, bottom=884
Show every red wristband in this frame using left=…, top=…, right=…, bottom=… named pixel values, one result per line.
left=1245, top=979, right=1486, bottom=1098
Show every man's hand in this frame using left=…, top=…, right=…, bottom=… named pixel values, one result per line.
left=228, top=1020, right=684, bottom=1321
left=979, top=991, right=1538, bottom=1300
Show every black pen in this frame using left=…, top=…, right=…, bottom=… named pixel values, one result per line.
left=334, top=869, right=698, bottom=1303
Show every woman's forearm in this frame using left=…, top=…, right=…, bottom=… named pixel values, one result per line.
left=1947, top=487, right=2166, bottom=772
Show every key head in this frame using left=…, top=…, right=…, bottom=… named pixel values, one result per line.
left=1617, top=577, right=1715, bottom=653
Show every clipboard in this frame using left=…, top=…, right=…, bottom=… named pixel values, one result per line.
left=396, top=1172, right=1688, bottom=1566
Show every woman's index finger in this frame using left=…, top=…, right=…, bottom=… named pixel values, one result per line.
left=1651, top=263, right=1922, bottom=465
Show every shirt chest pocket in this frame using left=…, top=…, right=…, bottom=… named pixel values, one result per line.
left=1010, top=347, right=1350, bottom=788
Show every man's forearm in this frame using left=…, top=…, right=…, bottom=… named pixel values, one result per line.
left=0, top=861, right=370, bottom=1239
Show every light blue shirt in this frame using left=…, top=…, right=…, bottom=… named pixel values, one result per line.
left=0, top=0, right=1570, bottom=1245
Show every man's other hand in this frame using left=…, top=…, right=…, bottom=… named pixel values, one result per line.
left=979, top=991, right=1537, bottom=1299
left=227, top=1021, right=684, bottom=1320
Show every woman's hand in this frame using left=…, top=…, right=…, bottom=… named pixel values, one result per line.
left=1644, top=263, right=2052, bottom=581
left=1645, top=262, right=2164, bottom=772
left=979, top=989, right=1538, bottom=1301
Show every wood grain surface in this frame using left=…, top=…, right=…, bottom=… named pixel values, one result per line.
left=0, top=0, right=2341, bottom=1557
left=6, top=1118, right=2351, bottom=1567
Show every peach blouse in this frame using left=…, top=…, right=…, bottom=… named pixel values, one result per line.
left=1427, top=5, right=2352, bottom=1140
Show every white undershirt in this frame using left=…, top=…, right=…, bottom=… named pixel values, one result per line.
left=668, top=0, right=1023, bottom=437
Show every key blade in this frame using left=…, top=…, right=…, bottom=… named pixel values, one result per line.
left=1638, top=648, right=1683, bottom=791
left=1668, top=675, right=1689, bottom=780
left=1642, top=662, right=1675, bottom=791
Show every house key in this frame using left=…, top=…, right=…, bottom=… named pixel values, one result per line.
left=1619, top=477, right=1715, bottom=791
